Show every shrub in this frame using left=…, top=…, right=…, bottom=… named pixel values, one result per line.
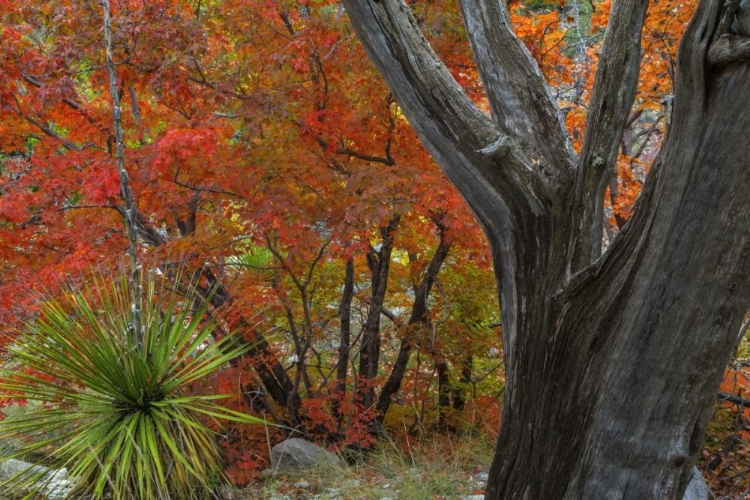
left=0, top=271, right=263, bottom=499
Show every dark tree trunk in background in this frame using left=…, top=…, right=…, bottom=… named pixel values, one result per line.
left=333, top=257, right=355, bottom=433
left=435, top=359, right=452, bottom=430
left=202, top=270, right=300, bottom=423
left=358, top=216, right=399, bottom=409
left=376, top=223, right=451, bottom=421
left=340, top=1, right=750, bottom=498
left=451, top=355, right=472, bottom=413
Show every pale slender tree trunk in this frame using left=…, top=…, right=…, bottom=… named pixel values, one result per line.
left=340, top=1, right=750, bottom=498
left=102, top=0, right=143, bottom=344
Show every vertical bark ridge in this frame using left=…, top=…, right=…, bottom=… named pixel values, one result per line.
left=571, top=53, right=750, bottom=500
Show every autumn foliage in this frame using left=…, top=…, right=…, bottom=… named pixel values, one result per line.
left=0, top=0, right=747, bottom=494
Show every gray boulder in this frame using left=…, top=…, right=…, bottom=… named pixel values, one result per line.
left=0, top=458, right=74, bottom=499
left=270, top=438, right=340, bottom=472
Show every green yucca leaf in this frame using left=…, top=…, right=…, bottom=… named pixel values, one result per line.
left=0, top=269, right=265, bottom=499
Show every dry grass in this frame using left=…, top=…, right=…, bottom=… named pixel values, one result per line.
left=238, top=433, right=495, bottom=500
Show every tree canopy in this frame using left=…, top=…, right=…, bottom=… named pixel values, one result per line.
left=0, top=1, right=749, bottom=498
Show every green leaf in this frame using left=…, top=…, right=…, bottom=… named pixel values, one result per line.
left=0, top=269, right=268, bottom=499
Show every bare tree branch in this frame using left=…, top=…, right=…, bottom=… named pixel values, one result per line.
left=340, top=0, right=549, bottom=229
left=22, top=115, right=83, bottom=152
left=458, top=0, right=571, bottom=173
left=172, top=177, right=245, bottom=199
left=718, top=391, right=750, bottom=408
left=22, top=73, right=104, bottom=134
left=571, top=0, right=650, bottom=270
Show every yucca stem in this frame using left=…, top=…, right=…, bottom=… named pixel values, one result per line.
left=101, top=0, right=143, bottom=347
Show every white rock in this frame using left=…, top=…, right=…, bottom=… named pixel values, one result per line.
left=43, top=467, right=75, bottom=500
left=473, top=471, right=489, bottom=482
left=0, top=459, right=74, bottom=499
left=294, top=480, right=311, bottom=490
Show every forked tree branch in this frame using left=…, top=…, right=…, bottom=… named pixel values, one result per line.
left=340, top=0, right=549, bottom=229
left=459, top=0, right=571, bottom=174
left=572, top=0, right=650, bottom=271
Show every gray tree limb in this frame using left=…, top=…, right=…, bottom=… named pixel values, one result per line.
left=339, top=1, right=552, bottom=226
left=571, top=0, right=650, bottom=270
left=458, top=0, right=571, bottom=177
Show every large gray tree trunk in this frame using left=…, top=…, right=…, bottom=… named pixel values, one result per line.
left=340, top=0, right=750, bottom=499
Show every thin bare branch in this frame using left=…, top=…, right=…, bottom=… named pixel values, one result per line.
left=172, top=177, right=245, bottom=199
left=718, top=391, right=750, bottom=408
left=22, top=116, right=83, bottom=152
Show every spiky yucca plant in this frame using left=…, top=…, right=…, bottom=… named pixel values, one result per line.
left=0, top=272, right=263, bottom=499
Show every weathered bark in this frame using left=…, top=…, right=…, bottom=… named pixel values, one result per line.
left=485, top=4, right=750, bottom=497
left=459, top=0, right=569, bottom=168
left=488, top=53, right=750, bottom=495
left=342, top=0, right=750, bottom=498
left=571, top=0, right=650, bottom=268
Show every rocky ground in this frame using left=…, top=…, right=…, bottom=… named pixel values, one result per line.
left=240, top=466, right=489, bottom=500
left=234, top=437, right=493, bottom=500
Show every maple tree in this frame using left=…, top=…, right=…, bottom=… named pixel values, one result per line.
left=0, top=0, right=503, bottom=476
left=0, top=0, right=749, bottom=498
